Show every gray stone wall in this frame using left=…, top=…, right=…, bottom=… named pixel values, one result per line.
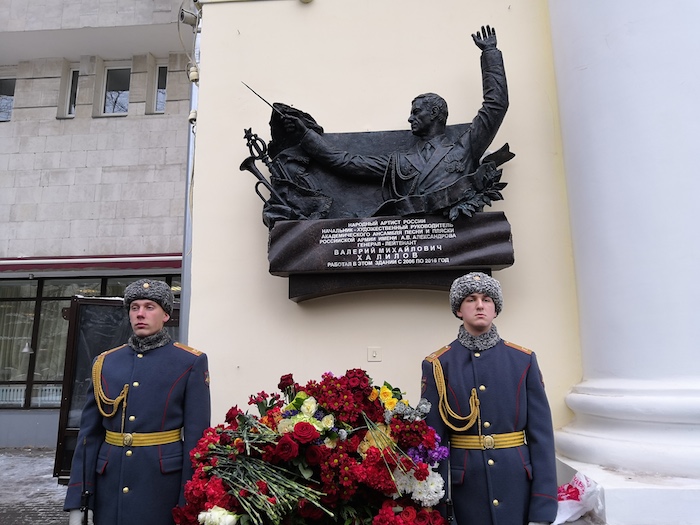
left=0, top=51, right=191, bottom=258
left=1, top=0, right=180, bottom=31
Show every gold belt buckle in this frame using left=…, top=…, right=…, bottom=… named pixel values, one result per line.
left=482, top=435, right=495, bottom=449
left=123, top=433, right=133, bottom=447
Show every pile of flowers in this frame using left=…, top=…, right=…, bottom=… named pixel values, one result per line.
left=173, top=369, right=449, bottom=525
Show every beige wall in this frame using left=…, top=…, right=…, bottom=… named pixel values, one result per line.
left=190, top=0, right=580, bottom=428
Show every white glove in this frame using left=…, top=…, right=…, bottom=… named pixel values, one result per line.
left=69, top=509, right=94, bottom=525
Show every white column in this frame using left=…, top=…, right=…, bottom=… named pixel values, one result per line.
left=548, top=1, right=700, bottom=523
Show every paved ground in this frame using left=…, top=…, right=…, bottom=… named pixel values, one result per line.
left=0, top=448, right=67, bottom=525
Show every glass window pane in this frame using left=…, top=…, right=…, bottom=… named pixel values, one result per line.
left=34, top=300, right=70, bottom=382
left=0, top=384, right=25, bottom=407
left=68, top=70, right=79, bottom=115
left=0, top=78, right=16, bottom=122
left=43, top=279, right=101, bottom=298
left=30, top=382, right=62, bottom=408
left=171, top=277, right=182, bottom=299
left=103, top=68, right=130, bottom=114
left=105, top=276, right=167, bottom=297
left=0, top=300, right=35, bottom=382
left=0, top=281, right=38, bottom=298
left=156, top=66, right=167, bottom=113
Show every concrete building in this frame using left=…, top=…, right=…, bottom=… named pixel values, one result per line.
left=0, top=0, right=195, bottom=444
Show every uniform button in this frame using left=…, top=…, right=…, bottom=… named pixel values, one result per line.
left=483, top=421, right=491, bottom=428
left=488, top=459, right=494, bottom=466
left=123, top=487, right=129, bottom=493
left=128, top=415, right=135, bottom=421
left=137, top=354, right=144, bottom=359
left=493, top=499, right=499, bottom=507
left=479, top=385, right=486, bottom=391
left=474, top=352, right=481, bottom=358
left=126, top=450, right=132, bottom=457
left=132, top=381, right=139, bottom=387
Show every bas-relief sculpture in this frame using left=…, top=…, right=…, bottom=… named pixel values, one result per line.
left=238, top=26, right=515, bottom=300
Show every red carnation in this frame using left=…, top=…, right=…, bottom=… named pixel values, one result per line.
left=224, top=405, right=243, bottom=425
left=293, top=421, right=320, bottom=444
left=278, top=373, right=295, bottom=390
left=256, top=480, right=269, bottom=494
left=274, top=434, right=300, bottom=461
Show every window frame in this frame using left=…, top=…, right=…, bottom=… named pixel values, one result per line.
left=99, top=61, right=132, bottom=117
left=0, top=274, right=181, bottom=410
left=0, top=75, right=17, bottom=123
left=57, top=62, right=80, bottom=119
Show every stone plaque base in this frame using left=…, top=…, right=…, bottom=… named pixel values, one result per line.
left=268, top=212, right=514, bottom=301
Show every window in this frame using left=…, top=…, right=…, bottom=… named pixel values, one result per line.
left=0, top=274, right=180, bottom=409
left=155, top=65, right=167, bottom=113
left=0, top=78, right=16, bottom=122
left=57, top=63, right=80, bottom=119
left=67, top=70, right=79, bottom=116
left=103, top=67, right=130, bottom=114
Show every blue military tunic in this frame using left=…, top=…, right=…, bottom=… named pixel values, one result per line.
left=421, top=338, right=557, bottom=525
left=65, top=340, right=211, bottom=525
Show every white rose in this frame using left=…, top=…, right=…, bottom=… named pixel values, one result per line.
left=321, top=414, right=335, bottom=429
left=301, top=396, right=318, bottom=417
left=277, top=418, right=295, bottom=434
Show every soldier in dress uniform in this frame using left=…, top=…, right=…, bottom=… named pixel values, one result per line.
left=64, top=279, right=211, bottom=525
left=421, top=272, right=558, bottom=525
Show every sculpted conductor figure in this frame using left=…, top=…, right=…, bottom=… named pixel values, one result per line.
left=284, top=25, right=508, bottom=217
left=64, top=279, right=211, bottom=525
left=421, top=273, right=558, bottom=525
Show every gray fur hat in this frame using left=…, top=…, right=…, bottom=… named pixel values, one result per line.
left=449, top=272, right=503, bottom=316
left=123, top=279, right=174, bottom=315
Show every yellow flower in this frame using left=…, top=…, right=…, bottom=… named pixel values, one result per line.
left=379, top=385, right=393, bottom=403
left=368, top=388, right=379, bottom=402
left=384, top=397, right=398, bottom=411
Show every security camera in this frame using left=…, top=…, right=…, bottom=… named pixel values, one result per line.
left=179, top=8, right=198, bottom=27
left=188, top=110, right=197, bottom=125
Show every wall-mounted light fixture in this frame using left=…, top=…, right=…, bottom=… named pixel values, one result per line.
left=21, top=342, right=34, bottom=354
left=180, top=8, right=199, bottom=28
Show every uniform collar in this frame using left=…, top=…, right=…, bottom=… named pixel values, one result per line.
left=128, top=328, right=171, bottom=352
left=457, top=324, right=500, bottom=352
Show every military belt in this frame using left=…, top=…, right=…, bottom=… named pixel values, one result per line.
left=450, top=430, right=525, bottom=450
left=105, top=428, right=182, bottom=447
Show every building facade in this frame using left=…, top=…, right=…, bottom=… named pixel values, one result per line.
left=0, top=0, right=196, bottom=445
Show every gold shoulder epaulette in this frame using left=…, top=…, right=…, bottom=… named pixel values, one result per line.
left=174, top=342, right=203, bottom=356
left=425, top=345, right=451, bottom=363
left=99, top=344, right=127, bottom=357
left=504, top=341, right=532, bottom=355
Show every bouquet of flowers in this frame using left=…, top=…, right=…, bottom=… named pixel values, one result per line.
left=173, top=368, right=449, bottom=525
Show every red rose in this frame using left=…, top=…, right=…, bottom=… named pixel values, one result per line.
left=305, top=444, right=326, bottom=466
left=293, top=421, right=321, bottom=444
left=278, top=373, right=295, bottom=390
left=400, top=505, right=418, bottom=523
left=429, top=509, right=446, bottom=525
left=274, top=434, right=299, bottom=461
left=415, top=510, right=431, bottom=525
